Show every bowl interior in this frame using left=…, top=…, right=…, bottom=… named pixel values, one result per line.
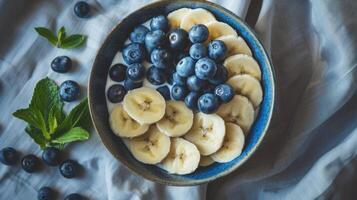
left=89, top=0, right=275, bottom=186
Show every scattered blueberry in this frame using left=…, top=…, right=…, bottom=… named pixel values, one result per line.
left=186, top=75, right=207, bottom=92
left=145, top=30, right=167, bottom=52
left=169, top=72, right=186, bottom=86
left=122, top=43, right=147, bottom=65
left=215, top=84, right=234, bottom=103
left=184, top=92, right=200, bottom=110
left=74, top=1, right=90, bottom=18
left=59, top=80, right=80, bottom=102
left=60, top=160, right=78, bottom=178
left=168, top=28, right=188, bottom=51
left=126, top=63, right=146, bottom=81
left=156, top=86, right=171, bottom=100
left=0, top=147, right=18, bottom=165
left=109, top=63, right=127, bottom=82
left=124, top=79, right=143, bottom=91
left=64, top=193, right=85, bottom=200
left=51, top=56, right=72, bottom=73
left=107, top=84, right=127, bottom=103
left=130, top=25, right=150, bottom=44
left=150, top=48, right=172, bottom=69
left=188, top=24, right=209, bottom=43
left=198, top=93, right=220, bottom=114
left=146, top=66, right=166, bottom=85
left=21, top=154, right=40, bottom=173
left=176, top=57, right=195, bottom=77
left=189, top=43, right=207, bottom=60
left=150, top=15, right=169, bottom=32
left=38, top=187, right=55, bottom=200
left=195, top=57, right=217, bottom=80
left=208, top=40, right=227, bottom=61
left=171, top=84, right=188, bottom=101
left=42, top=147, right=61, bottom=166
left=208, top=64, right=228, bottom=85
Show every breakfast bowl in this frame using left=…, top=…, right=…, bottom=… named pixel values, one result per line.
left=88, top=0, right=275, bottom=186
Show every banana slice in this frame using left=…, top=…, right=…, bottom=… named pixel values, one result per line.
left=227, top=75, right=263, bottom=107
left=216, top=35, right=252, bottom=57
left=211, top=123, right=245, bottom=163
left=180, top=8, right=216, bottom=31
left=199, top=156, right=215, bottom=167
left=184, top=113, right=226, bottom=156
left=167, top=8, right=192, bottom=29
left=128, top=125, right=170, bottom=164
left=156, top=101, right=194, bottom=137
left=161, top=138, right=200, bottom=175
left=206, top=21, right=237, bottom=40
left=123, top=87, right=166, bottom=124
left=109, top=105, right=149, bottom=138
left=224, top=54, right=261, bottom=80
left=217, top=95, right=254, bottom=133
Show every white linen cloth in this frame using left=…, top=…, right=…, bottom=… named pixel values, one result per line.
left=0, top=0, right=356, bottom=199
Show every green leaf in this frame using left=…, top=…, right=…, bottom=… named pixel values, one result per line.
left=35, top=27, right=58, bottom=46
left=13, top=108, right=50, bottom=139
left=52, top=127, right=89, bottom=144
left=60, top=34, right=86, bottom=49
left=25, top=125, right=47, bottom=149
left=57, top=26, right=66, bottom=47
left=48, top=106, right=58, bottom=134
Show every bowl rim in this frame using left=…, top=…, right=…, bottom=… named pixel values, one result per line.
left=88, top=0, right=276, bottom=186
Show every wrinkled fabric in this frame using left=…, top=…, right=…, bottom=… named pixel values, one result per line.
left=0, top=0, right=356, bottom=199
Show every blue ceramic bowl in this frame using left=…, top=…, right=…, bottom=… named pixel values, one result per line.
left=88, top=0, right=276, bottom=186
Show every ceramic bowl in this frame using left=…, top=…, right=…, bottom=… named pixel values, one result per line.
left=88, top=0, right=275, bottom=186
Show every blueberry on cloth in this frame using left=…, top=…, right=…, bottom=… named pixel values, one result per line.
left=59, top=80, right=81, bottom=102
left=21, top=154, right=40, bottom=173
left=42, top=147, right=61, bottom=166
left=74, top=1, right=90, bottom=18
left=51, top=56, right=72, bottom=73
left=37, top=187, right=55, bottom=200
left=59, top=159, right=79, bottom=178
left=0, top=147, right=18, bottom=166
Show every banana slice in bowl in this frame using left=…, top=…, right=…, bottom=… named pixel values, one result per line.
left=206, top=21, right=237, bottom=40
left=180, top=8, right=216, bottom=31
left=216, top=35, right=252, bottom=57
left=199, top=156, right=215, bottom=167
left=167, top=8, right=192, bottom=29
left=224, top=54, right=261, bottom=80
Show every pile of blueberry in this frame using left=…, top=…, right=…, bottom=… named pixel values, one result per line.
left=107, top=15, right=234, bottom=114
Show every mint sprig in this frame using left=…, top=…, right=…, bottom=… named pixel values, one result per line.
left=13, top=78, right=90, bottom=149
left=35, top=26, right=86, bottom=49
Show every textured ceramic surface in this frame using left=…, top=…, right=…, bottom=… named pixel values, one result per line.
left=88, top=0, right=276, bottom=186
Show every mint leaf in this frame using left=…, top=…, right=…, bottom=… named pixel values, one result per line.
left=48, top=106, right=58, bottom=134
left=25, top=125, right=47, bottom=149
left=61, top=34, right=86, bottom=49
left=13, top=108, right=50, bottom=139
left=52, top=127, right=89, bottom=144
left=35, top=27, right=58, bottom=46
left=57, top=26, right=66, bottom=47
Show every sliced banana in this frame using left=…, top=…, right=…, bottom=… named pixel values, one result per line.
left=161, top=138, right=200, bottom=175
left=109, top=105, right=149, bottom=138
left=199, top=156, right=215, bottom=167
left=128, top=125, right=170, bottom=164
left=217, top=95, right=254, bottom=133
left=211, top=123, right=245, bottom=163
left=156, top=101, right=194, bottom=137
left=184, top=113, right=226, bottom=156
left=224, top=54, right=261, bottom=80
left=167, top=8, right=192, bottom=29
left=123, top=87, right=166, bottom=124
left=180, top=8, right=216, bottom=31
left=227, top=75, right=263, bottom=107
left=206, top=21, right=237, bottom=40
left=216, top=35, right=252, bottom=57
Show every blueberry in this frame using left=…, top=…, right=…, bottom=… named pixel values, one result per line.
left=186, top=75, right=207, bottom=92
left=74, top=1, right=90, bottom=18
left=195, top=57, right=217, bottom=80
left=150, top=49, right=172, bottom=69
left=174, top=52, right=188, bottom=64
left=60, top=160, right=78, bottom=178
left=168, top=28, right=188, bottom=51
left=189, top=43, right=207, bottom=60
left=171, top=84, right=188, bottom=101
left=59, top=80, right=80, bottom=102
left=122, top=43, right=147, bottom=65
left=51, top=56, right=72, bottom=73
left=109, top=63, right=127, bottom=82
left=146, top=66, right=166, bottom=85
left=38, top=187, right=55, bottom=200
left=189, top=24, right=209, bottom=43
left=176, top=57, right=195, bottom=77
left=156, top=86, right=171, bottom=100
left=215, top=84, right=234, bottom=103
left=130, top=25, right=150, bottom=44
left=208, top=40, right=227, bottom=61
left=169, top=72, right=186, bottom=86
left=126, top=63, right=145, bottom=81
left=198, top=93, right=220, bottom=114
left=21, top=154, right=40, bottom=173
left=42, top=147, right=61, bottom=166
left=203, top=84, right=216, bottom=94
left=0, top=147, right=18, bottom=165
left=184, top=92, right=200, bottom=110
left=145, top=30, right=167, bottom=52
left=124, top=79, right=143, bottom=91
left=150, top=15, right=169, bottom=32
left=208, top=64, right=228, bottom=85
left=64, top=193, right=85, bottom=200
left=107, top=84, right=127, bottom=103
